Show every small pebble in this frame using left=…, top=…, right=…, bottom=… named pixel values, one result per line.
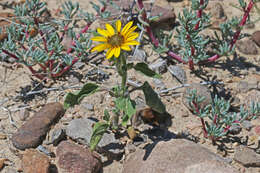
left=241, top=120, right=253, bottom=131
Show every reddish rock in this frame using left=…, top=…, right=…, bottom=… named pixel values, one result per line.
left=22, top=149, right=50, bottom=173
left=11, top=102, right=65, bottom=150
left=107, top=0, right=176, bottom=29
left=236, top=39, right=258, bottom=55
left=123, top=139, right=238, bottom=173
left=56, top=141, right=102, bottom=173
left=252, top=31, right=260, bottom=47
left=0, top=12, right=16, bottom=42
left=255, top=125, right=260, bottom=136
left=234, top=146, right=260, bottom=167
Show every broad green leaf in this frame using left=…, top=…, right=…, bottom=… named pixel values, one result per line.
left=134, top=62, right=161, bottom=78
left=141, top=81, right=166, bottom=114
left=64, top=83, right=99, bottom=109
left=90, top=122, right=109, bottom=151
left=115, top=97, right=136, bottom=127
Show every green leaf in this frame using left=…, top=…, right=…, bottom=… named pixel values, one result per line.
left=134, top=62, right=161, bottom=78
left=64, top=83, right=99, bottom=109
left=90, top=122, right=109, bottom=151
left=103, top=109, right=110, bottom=122
left=141, top=81, right=166, bottom=114
left=115, top=97, right=136, bottom=126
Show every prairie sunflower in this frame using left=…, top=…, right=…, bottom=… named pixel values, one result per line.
left=91, top=20, right=139, bottom=59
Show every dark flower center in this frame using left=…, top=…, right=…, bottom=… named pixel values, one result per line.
left=108, top=34, right=124, bottom=47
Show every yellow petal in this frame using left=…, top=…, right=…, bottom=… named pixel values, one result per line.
left=121, top=45, right=131, bottom=51
left=122, top=21, right=133, bottom=35
left=114, top=47, right=121, bottom=58
left=106, top=23, right=115, bottom=36
left=106, top=48, right=116, bottom=59
left=126, top=32, right=139, bottom=41
left=124, top=40, right=140, bottom=46
left=125, top=26, right=137, bottom=38
left=116, top=20, right=121, bottom=33
left=91, top=43, right=110, bottom=52
left=97, top=28, right=110, bottom=37
left=91, top=36, right=107, bottom=42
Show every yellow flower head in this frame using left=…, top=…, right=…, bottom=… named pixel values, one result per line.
left=91, top=20, right=139, bottom=59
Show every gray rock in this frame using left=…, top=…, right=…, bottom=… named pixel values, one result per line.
left=65, top=118, right=124, bottom=158
left=149, top=59, right=167, bottom=74
left=234, top=145, right=260, bottom=167
left=152, top=78, right=166, bottom=90
left=168, top=65, right=187, bottom=84
left=182, top=83, right=212, bottom=111
left=81, top=103, right=94, bottom=111
left=132, top=49, right=146, bottom=62
left=241, top=120, right=253, bottom=131
left=68, top=74, right=80, bottom=84
left=73, top=61, right=85, bottom=69
left=49, top=128, right=66, bottom=146
left=19, top=108, right=30, bottom=121
left=229, top=124, right=242, bottom=135
left=237, top=81, right=258, bottom=93
left=123, top=139, right=238, bottom=173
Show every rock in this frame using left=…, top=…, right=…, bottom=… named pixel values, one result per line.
left=210, top=3, right=225, bottom=19
left=11, top=102, right=65, bottom=150
left=0, top=158, right=8, bottom=171
left=0, top=12, right=17, bottom=42
left=48, top=128, right=66, bottom=146
left=123, top=139, right=238, bottom=173
left=68, top=74, right=80, bottom=84
left=73, top=62, right=85, bottom=69
left=229, top=124, right=242, bottom=135
left=85, top=68, right=109, bottom=82
left=241, top=120, right=253, bottom=131
left=152, top=78, right=166, bottom=90
left=149, top=58, right=167, bottom=74
left=22, top=149, right=50, bottom=173
left=234, top=145, right=260, bottom=167
left=132, top=49, right=146, bottom=62
left=206, top=2, right=227, bottom=29
left=56, top=141, right=102, bottom=173
left=237, top=80, right=258, bottom=93
left=65, top=118, right=124, bottom=158
left=4, top=168, right=17, bottom=173
left=37, top=145, right=54, bottom=157
left=106, top=0, right=176, bottom=30
left=252, top=30, right=260, bottom=47
left=80, top=102, right=94, bottom=111
left=236, top=39, right=258, bottom=55
left=254, top=125, right=260, bottom=136
left=19, top=108, right=30, bottom=121
left=168, top=65, right=187, bottom=84
left=182, top=83, right=212, bottom=111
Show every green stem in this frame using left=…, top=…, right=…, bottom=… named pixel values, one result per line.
left=120, top=53, right=127, bottom=97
